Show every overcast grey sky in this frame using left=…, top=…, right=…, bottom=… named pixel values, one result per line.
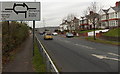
left=1, top=0, right=119, bottom=28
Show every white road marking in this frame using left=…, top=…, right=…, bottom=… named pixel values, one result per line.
left=58, top=39, right=95, bottom=50
left=75, top=44, right=95, bottom=49
left=92, top=54, right=107, bottom=59
left=35, top=35, right=59, bottom=74
left=108, top=53, right=120, bottom=57
left=92, top=54, right=120, bottom=61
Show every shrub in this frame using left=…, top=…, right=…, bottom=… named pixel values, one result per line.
left=2, top=21, right=29, bottom=56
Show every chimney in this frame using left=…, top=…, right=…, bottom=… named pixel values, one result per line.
left=116, top=1, right=120, bottom=7
left=90, top=11, right=94, bottom=15
left=74, top=17, right=76, bottom=19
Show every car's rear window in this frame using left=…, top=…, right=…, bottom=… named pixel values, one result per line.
left=46, top=34, right=52, bottom=35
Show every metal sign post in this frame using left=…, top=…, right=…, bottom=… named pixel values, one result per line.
left=33, top=20, right=35, bottom=56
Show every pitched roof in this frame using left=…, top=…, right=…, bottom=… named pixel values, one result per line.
left=111, top=6, right=120, bottom=12
left=102, top=9, right=109, bottom=13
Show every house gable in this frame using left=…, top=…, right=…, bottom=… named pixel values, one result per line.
left=98, top=9, right=106, bottom=15
left=108, top=7, right=115, bottom=13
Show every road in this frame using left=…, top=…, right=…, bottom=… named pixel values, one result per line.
left=36, top=33, right=119, bottom=72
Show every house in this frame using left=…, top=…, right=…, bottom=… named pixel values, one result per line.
left=72, top=17, right=79, bottom=31
left=59, top=17, right=79, bottom=32
left=107, top=2, right=120, bottom=28
left=79, top=17, right=91, bottom=30
left=59, top=20, right=68, bottom=32
left=99, top=1, right=120, bottom=29
left=80, top=11, right=100, bottom=30
left=98, top=9, right=109, bottom=28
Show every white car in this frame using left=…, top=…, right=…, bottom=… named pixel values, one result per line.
left=52, top=32, right=58, bottom=36
left=66, top=32, right=74, bottom=38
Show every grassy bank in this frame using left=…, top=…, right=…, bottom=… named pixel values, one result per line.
left=32, top=40, right=46, bottom=72
left=78, top=29, right=102, bottom=33
left=85, top=37, right=120, bottom=46
left=103, top=28, right=120, bottom=37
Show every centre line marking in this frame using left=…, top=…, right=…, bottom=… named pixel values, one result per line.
left=75, top=44, right=95, bottom=49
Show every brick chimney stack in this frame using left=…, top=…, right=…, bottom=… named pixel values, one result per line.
left=90, top=11, right=94, bottom=15
left=116, top=1, right=120, bottom=7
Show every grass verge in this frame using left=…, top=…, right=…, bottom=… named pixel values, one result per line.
left=103, top=28, right=120, bottom=37
left=78, top=29, right=102, bottom=33
left=85, top=37, right=120, bottom=46
left=32, top=40, right=46, bottom=72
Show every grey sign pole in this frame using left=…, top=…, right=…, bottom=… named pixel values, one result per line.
left=33, top=20, right=35, bottom=56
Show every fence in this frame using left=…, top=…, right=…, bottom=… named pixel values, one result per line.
left=35, top=36, right=59, bottom=74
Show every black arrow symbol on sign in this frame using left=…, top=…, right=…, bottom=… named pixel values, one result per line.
left=5, top=3, right=37, bottom=18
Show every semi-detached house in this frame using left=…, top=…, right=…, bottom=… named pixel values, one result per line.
left=100, top=1, right=120, bottom=28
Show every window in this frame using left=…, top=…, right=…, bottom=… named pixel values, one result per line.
left=116, top=12, right=118, bottom=18
left=116, top=21, right=117, bottom=26
left=118, top=12, right=120, bottom=18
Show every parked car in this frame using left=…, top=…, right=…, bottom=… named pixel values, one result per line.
left=52, top=32, right=58, bottom=36
left=66, top=32, right=74, bottom=38
left=39, top=32, right=44, bottom=35
left=44, top=33, right=53, bottom=40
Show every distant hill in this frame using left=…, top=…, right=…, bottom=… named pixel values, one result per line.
left=36, top=27, right=59, bottom=32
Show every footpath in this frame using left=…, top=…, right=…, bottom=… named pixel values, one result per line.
left=0, top=27, right=2, bottom=73
left=2, top=35, right=34, bottom=72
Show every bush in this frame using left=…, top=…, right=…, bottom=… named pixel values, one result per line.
left=2, top=21, right=30, bottom=55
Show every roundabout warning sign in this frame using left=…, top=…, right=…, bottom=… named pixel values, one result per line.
left=0, top=2, right=40, bottom=21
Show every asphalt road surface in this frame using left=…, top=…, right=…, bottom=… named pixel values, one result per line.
left=36, top=33, right=119, bottom=72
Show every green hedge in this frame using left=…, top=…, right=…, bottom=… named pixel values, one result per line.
left=2, top=21, right=30, bottom=55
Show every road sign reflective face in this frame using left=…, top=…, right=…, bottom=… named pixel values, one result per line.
left=0, top=2, right=40, bottom=21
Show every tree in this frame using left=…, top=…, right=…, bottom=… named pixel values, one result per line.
left=66, top=14, right=76, bottom=21
left=84, top=2, right=102, bottom=40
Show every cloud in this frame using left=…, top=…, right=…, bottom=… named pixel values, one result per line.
left=0, top=0, right=118, bottom=28
left=37, top=2, right=92, bottom=28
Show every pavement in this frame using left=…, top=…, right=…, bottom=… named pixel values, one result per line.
left=2, top=35, right=34, bottom=72
left=36, top=33, right=119, bottom=72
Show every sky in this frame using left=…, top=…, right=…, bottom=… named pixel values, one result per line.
left=0, top=0, right=119, bottom=28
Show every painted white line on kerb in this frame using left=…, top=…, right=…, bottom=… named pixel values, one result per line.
left=35, top=35, right=59, bottom=74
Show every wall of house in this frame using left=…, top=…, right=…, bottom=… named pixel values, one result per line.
left=109, top=20, right=118, bottom=27
left=101, top=14, right=106, bottom=20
